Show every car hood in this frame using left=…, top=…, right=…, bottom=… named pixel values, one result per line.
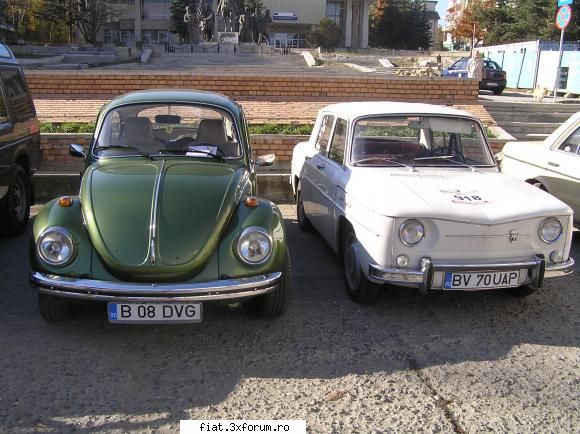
left=345, top=169, right=572, bottom=224
left=81, top=159, right=248, bottom=281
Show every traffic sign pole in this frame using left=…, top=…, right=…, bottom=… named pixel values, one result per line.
left=553, top=29, right=565, bottom=102
left=553, top=5, right=572, bottom=102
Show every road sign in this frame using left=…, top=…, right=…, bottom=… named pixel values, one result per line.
left=558, top=0, right=573, bottom=6
left=556, top=5, right=572, bottom=30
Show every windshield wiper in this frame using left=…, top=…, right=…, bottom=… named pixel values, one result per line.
left=94, top=145, right=151, bottom=158
left=414, top=155, right=477, bottom=172
left=353, top=157, right=414, bottom=171
left=155, top=148, right=225, bottom=162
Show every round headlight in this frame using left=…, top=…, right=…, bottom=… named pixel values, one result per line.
left=539, top=218, right=562, bottom=243
left=236, top=227, right=272, bottom=265
left=37, top=227, right=75, bottom=266
left=399, top=219, right=425, bottom=246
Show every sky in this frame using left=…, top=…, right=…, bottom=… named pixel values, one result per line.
left=436, top=0, right=450, bottom=26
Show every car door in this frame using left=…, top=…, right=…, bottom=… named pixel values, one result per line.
left=301, top=113, right=334, bottom=230
left=545, top=125, right=580, bottom=217
left=315, top=118, right=348, bottom=245
left=446, top=59, right=468, bottom=78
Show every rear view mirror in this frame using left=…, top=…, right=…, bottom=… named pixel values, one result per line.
left=69, top=143, right=86, bottom=159
left=256, top=153, right=276, bottom=167
left=155, top=114, right=181, bottom=124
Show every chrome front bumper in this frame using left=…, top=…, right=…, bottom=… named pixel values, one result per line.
left=369, top=256, right=575, bottom=293
left=31, top=272, right=282, bottom=302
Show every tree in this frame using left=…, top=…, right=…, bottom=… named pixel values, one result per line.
left=451, top=0, right=487, bottom=46
left=75, top=0, right=115, bottom=44
left=169, top=0, right=189, bottom=42
left=36, top=0, right=79, bottom=43
left=370, top=0, right=432, bottom=50
left=306, top=17, right=342, bottom=51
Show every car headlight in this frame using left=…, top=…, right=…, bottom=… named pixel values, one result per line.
left=37, top=227, right=75, bottom=266
left=539, top=218, right=562, bottom=243
left=236, top=227, right=273, bottom=265
left=399, top=219, right=425, bottom=246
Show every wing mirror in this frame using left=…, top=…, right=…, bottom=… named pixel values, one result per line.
left=255, top=153, right=276, bottom=167
left=69, top=144, right=86, bottom=159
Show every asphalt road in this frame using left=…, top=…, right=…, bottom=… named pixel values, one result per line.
left=1, top=204, right=578, bottom=433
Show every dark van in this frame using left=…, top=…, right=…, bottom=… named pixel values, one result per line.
left=0, top=43, right=40, bottom=235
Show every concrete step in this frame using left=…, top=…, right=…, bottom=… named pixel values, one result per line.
left=488, top=112, right=574, bottom=123
left=483, top=101, right=580, bottom=113
left=501, top=121, right=560, bottom=134
left=512, top=132, right=550, bottom=140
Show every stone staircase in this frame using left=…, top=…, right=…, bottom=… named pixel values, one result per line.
left=483, top=101, right=579, bottom=140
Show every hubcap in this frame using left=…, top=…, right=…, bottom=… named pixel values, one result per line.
left=344, top=238, right=361, bottom=289
left=13, top=177, right=27, bottom=222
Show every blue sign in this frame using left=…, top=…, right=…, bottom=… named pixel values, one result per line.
left=558, top=0, right=573, bottom=6
left=556, top=5, right=572, bottom=29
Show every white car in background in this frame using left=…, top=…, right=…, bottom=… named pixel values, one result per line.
left=499, top=111, right=580, bottom=226
left=291, top=102, right=574, bottom=303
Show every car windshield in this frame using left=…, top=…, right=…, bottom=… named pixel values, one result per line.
left=351, top=115, right=495, bottom=167
left=94, top=103, right=242, bottom=159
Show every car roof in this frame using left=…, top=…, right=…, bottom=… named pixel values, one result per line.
left=319, top=101, right=478, bottom=121
left=101, top=89, right=242, bottom=115
left=0, top=44, right=19, bottom=65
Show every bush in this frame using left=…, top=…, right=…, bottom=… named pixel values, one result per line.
left=306, top=18, right=342, bottom=51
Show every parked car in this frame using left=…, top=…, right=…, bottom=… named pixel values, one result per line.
left=499, top=111, right=580, bottom=226
left=30, top=90, right=290, bottom=322
left=291, top=102, right=574, bottom=302
left=442, top=57, right=507, bottom=95
left=0, top=43, right=40, bottom=235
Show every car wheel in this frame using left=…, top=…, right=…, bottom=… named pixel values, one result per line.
left=493, top=88, right=504, bottom=96
left=0, top=166, right=30, bottom=236
left=508, top=285, right=538, bottom=297
left=250, top=248, right=291, bottom=318
left=296, top=180, right=312, bottom=232
left=38, top=293, right=70, bottom=321
left=342, top=228, right=379, bottom=303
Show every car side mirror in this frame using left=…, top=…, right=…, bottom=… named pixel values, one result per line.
left=69, top=143, right=86, bottom=159
left=256, top=153, right=276, bottom=167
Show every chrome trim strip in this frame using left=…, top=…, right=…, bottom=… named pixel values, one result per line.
left=544, top=258, right=575, bottom=278
left=31, top=271, right=282, bottom=302
left=369, top=255, right=574, bottom=290
left=148, top=160, right=165, bottom=265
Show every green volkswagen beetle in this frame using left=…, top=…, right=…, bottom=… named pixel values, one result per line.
left=30, top=90, right=290, bottom=322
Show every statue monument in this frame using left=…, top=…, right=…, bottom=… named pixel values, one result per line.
left=183, top=3, right=200, bottom=44
left=217, top=0, right=237, bottom=33
left=199, top=4, right=215, bottom=42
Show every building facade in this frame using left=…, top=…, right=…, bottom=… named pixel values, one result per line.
left=100, top=0, right=371, bottom=49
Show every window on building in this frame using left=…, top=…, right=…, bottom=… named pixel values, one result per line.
left=271, top=33, right=306, bottom=49
left=326, top=1, right=344, bottom=26
left=121, top=30, right=134, bottom=45
left=143, top=0, right=169, bottom=19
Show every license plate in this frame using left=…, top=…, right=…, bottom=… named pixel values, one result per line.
left=108, top=302, right=202, bottom=324
left=486, top=82, right=499, bottom=87
left=444, top=271, right=520, bottom=290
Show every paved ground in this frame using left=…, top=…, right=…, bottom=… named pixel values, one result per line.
left=0, top=205, right=578, bottom=433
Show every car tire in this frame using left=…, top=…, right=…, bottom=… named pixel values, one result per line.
left=38, top=293, right=70, bottom=321
left=250, top=248, right=291, bottom=318
left=493, top=88, right=504, bottom=96
left=296, top=180, right=312, bottom=232
left=0, top=166, right=30, bottom=236
left=508, top=285, right=538, bottom=297
left=342, top=228, right=379, bottom=303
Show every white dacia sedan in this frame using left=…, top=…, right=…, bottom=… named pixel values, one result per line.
left=291, top=102, right=575, bottom=302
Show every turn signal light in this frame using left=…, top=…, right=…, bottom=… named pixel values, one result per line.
left=244, top=197, right=259, bottom=208
left=58, top=196, right=73, bottom=207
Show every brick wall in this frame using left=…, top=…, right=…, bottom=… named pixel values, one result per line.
left=39, top=134, right=308, bottom=170
left=26, top=71, right=479, bottom=103
left=40, top=133, right=505, bottom=171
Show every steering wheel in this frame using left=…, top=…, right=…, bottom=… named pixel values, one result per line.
left=428, top=147, right=466, bottom=163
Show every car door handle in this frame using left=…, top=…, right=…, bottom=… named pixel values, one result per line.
left=548, top=161, right=559, bottom=167
left=316, top=163, right=326, bottom=170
